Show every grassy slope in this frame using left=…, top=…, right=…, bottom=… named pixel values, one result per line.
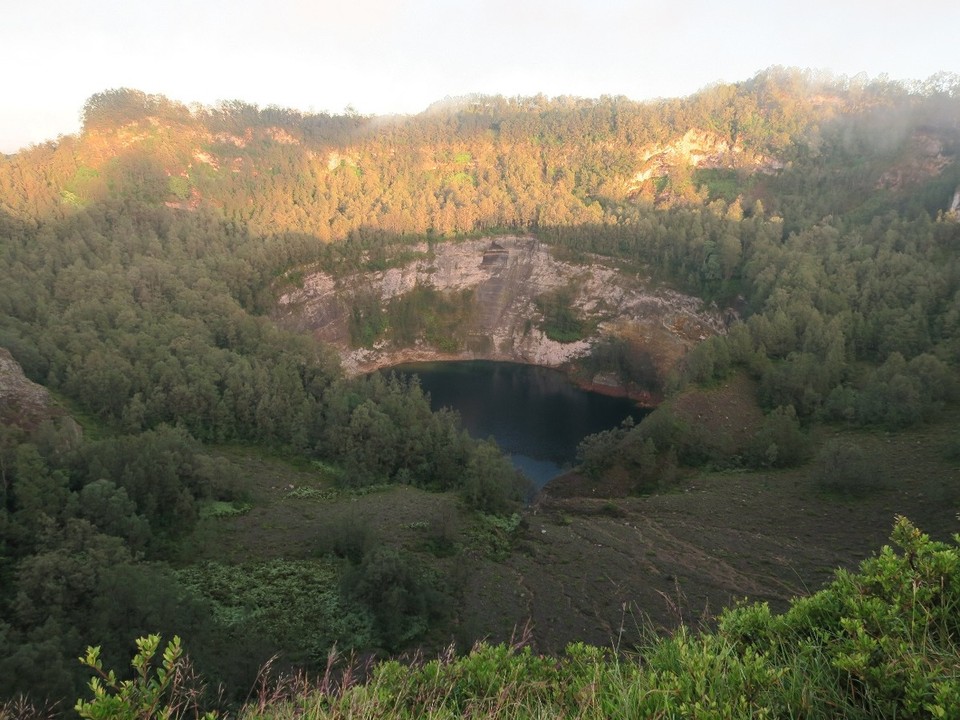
left=54, top=376, right=960, bottom=715
left=456, top=416, right=957, bottom=654
left=79, top=519, right=960, bottom=719
left=182, top=394, right=960, bottom=662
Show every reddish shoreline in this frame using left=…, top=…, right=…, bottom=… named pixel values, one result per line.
left=347, top=347, right=662, bottom=409
left=567, top=375, right=662, bottom=408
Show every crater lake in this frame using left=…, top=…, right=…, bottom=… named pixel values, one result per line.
left=386, top=361, right=649, bottom=488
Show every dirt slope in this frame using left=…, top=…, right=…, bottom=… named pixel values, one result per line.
left=458, top=418, right=960, bottom=652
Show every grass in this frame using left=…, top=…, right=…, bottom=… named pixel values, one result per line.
left=178, top=408, right=960, bottom=659
left=255, top=518, right=944, bottom=718
left=150, top=399, right=960, bottom=715
left=198, top=500, right=252, bottom=519
left=59, top=400, right=960, bottom=719
left=82, top=519, right=960, bottom=718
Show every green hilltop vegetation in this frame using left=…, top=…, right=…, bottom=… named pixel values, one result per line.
left=1, top=67, right=960, bottom=717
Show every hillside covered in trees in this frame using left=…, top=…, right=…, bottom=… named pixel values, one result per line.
left=1, top=67, right=960, bottom=715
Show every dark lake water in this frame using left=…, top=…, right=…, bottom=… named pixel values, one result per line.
left=387, top=361, right=649, bottom=488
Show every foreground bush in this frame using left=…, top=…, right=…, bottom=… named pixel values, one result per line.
left=77, top=517, right=960, bottom=719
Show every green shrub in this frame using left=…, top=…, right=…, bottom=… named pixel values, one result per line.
left=535, top=286, right=593, bottom=343
left=459, top=441, right=527, bottom=515
left=318, top=513, right=376, bottom=564
left=424, top=511, right=460, bottom=557
left=175, top=560, right=376, bottom=664
left=341, top=547, right=447, bottom=651
left=811, top=439, right=883, bottom=496
left=746, top=404, right=808, bottom=468
left=721, top=517, right=960, bottom=719
left=576, top=419, right=632, bottom=478
left=467, top=512, right=523, bottom=560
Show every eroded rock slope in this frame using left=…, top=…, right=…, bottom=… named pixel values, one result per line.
left=275, top=238, right=726, bottom=391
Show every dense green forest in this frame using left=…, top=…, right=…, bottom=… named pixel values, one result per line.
left=2, top=67, right=960, bottom=716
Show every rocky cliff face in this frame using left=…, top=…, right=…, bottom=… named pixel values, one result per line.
left=627, top=128, right=783, bottom=189
left=275, top=238, right=726, bottom=395
left=0, top=347, right=66, bottom=430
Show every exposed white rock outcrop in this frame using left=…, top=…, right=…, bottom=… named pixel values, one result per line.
left=275, top=238, right=726, bottom=381
left=627, top=128, right=782, bottom=190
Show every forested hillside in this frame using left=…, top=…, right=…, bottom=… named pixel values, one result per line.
left=2, top=67, right=960, bottom=715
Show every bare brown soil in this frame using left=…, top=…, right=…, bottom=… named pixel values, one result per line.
left=665, top=374, right=767, bottom=452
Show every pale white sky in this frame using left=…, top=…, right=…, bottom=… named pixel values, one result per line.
left=3, top=0, right=958, bottom=153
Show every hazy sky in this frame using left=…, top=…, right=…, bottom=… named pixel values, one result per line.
left=3, top=0, right=958, bottom=153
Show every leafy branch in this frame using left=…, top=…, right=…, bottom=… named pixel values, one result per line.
left=75, top=635, right=215, bottom=720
